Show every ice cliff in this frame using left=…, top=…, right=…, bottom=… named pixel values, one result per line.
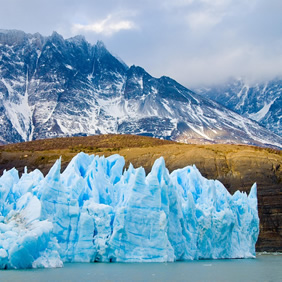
left=0, top=153, right=259, bottom=269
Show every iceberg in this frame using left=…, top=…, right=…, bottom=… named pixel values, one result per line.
left=0, top=153, right=259, bottom=268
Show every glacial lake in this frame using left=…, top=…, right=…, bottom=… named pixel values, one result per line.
left=1, top=254, right=281, bottom=282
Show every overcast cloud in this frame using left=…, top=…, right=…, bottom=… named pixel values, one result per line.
left=1, top=0, right=282, bottom=87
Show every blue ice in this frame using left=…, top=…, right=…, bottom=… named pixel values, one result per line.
left=0, top=153, right=259, bottom=268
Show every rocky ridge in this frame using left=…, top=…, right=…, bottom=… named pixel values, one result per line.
left=195, top=77, right=282, bottom=136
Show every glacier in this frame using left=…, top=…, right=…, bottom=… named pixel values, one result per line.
left=0, top=152, right=259, bottom=269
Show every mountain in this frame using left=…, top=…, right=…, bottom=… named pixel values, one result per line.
left=0, top=29, right=282, bottom=148
left=195, top=78, right=282, bottom=136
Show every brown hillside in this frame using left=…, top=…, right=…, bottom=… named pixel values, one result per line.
left=0, top=134, right=281, bottom=252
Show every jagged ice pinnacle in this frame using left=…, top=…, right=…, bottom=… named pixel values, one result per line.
left=0, top=153, right=259, bottom=269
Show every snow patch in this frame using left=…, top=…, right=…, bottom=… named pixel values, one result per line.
left=1, top=76, right=33, bottom=141
left=249, top=98, right=278, bottom=122
left=65, top=64, right=73, bottom=70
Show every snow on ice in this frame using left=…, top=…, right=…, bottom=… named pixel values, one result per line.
left=0, top=153, right=259, bottom=269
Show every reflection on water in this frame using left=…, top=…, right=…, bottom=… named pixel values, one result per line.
left=1, top=254, right=282, bottom=282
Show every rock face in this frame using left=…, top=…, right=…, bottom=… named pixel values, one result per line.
left=195, top=77, right=282, bottom=136
left=0, top=29, right=281, bottom=148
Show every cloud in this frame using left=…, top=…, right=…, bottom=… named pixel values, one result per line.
left=159, top=42, right=282, bottom=87
left=0, top=0, right=282, bottom=87
left=72, top=14, right=136, bottom=36
left=183, top=0, right=234, bottom=32
left=186, top=10, right=222, bottom=31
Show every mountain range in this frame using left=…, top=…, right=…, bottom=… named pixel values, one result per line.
left=0, top=29, right=281, bottom=148
left=195, top=78, right=281, bottom=136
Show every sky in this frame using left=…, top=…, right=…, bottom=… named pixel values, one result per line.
left=1, top=0, right=282, bottom=87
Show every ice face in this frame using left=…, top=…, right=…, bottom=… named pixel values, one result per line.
left=0, top=152, right=259, bottom=269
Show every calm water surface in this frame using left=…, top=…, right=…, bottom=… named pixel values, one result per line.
left=1, top=254, right=281, bottom=282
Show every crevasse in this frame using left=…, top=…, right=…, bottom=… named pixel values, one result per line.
left=0, top=152, right=259, bottom=269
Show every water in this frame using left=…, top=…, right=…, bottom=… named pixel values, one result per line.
left=1, top=254, right=282, bottom=282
